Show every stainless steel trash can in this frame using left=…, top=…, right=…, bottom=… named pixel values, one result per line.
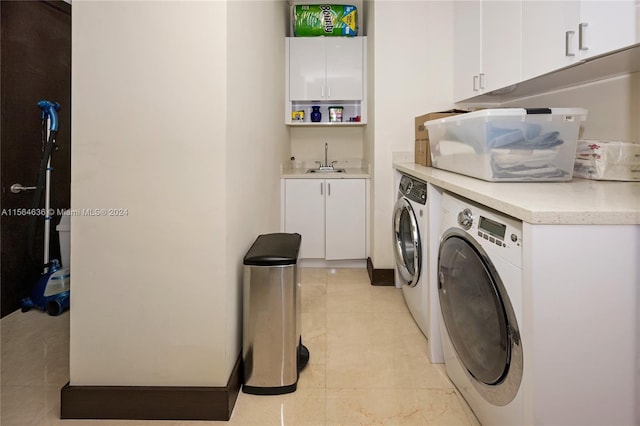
left=242, top=233, right=309, bottom=395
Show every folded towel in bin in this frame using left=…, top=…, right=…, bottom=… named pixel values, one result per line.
left=487, top=123, right=564, bottom=150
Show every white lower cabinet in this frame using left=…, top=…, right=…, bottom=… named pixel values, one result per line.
left=284, top=178, right=366, bottom=260
left=284, top=179, right=325, bottom=259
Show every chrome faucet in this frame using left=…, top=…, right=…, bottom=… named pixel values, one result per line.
left=316, top=142, right=336, bottom=170
left=325, top=142, right=329, bottom=168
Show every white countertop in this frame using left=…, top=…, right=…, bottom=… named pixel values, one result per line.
left=282, top=167, right=371, bottom=179
left=394, top=162, right=640, bottom=225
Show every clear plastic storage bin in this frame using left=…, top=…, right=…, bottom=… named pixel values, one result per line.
left=426, top=108, right=588, bottom=182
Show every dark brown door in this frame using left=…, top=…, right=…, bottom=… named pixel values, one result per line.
left=1, top=1, right=71, bottom=317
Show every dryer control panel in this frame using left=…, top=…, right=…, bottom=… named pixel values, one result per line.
left=399, top=175, right=427, bottom=205
left=442, top=192, right=522, bottom=268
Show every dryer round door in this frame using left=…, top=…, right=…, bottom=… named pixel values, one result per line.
left=438, top=228, right=523, bottom=406
left=392, top=197, right=421, bottom=286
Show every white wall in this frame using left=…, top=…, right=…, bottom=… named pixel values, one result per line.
left=369, top=0, right=454, bottom=269
left=500, top=73, right=640, bottom=142
left=71, top=0, right=285, bottom=387
left=225, top=0, right=288, bottom=376
left=290, top=127, right=364, bottom=164
left=364, top=0, right=375, bottom=184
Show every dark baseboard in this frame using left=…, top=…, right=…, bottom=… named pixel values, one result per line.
left=60, top=353, right=242, bottom=421
left=367, top=257, right=395, bottom=286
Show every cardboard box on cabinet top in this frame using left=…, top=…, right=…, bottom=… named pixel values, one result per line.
left=415, top=110, right=467, bottom=167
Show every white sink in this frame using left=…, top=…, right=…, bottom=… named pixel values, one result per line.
left=306, top=168, right=346, bottom=174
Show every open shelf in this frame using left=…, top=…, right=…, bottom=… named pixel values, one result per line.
left=287, top=100, right=366, bottom=126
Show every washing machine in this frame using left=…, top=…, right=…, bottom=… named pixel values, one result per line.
left=392, top=172, right=443, bottom=363
left=437, top=191, right=524, bottom=425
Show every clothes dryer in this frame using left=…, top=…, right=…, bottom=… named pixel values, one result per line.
left=437, top=191, right=525, bottom=425
left=392, top=172, right=443, bottom=363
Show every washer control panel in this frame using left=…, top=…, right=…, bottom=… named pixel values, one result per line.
left=443, top=192, right=522, bottom=268
left=399, top=175, right=427, bottom=205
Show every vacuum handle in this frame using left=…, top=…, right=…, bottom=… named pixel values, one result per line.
left=37, top=100, right=60, bottom=132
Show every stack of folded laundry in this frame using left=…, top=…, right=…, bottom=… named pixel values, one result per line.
left=487, top=123, right=569, bottom=179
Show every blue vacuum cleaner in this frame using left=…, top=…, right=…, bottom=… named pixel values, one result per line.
left=21, top=100, right=70, bottom=316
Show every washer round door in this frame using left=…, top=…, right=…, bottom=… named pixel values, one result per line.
left=392, top=197, right=421, bottom=287
left=438, top=228, right=523, bottom=406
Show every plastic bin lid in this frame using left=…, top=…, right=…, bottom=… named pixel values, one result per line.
left=425, top=107, right=588, bottom=125
left=243, top=233, right=302, bottom=266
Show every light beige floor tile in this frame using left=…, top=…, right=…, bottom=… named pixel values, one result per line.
left=371, top=286, right=408, bottom=313
left=326, top=275, right=404, bottom=315
left=302, top=281, right=327, bottom=314
left=326, top=312, right=403, bottom=388
left=326, top=310, right=455, bottom=391
left=326, top=387, right=425, bottom=426
left=326, top=388, right=478, bottom=426
left=326, top=281, right=374, bottom=313
left=0, top=385, right=61, bottom=425
left=297, top=362, right=326, bottom=389
left=1, top=311, right=70, bottom=388
left=229, top=388, right=325, bottom=425
left=326, top=268, right=370, bottom=285
left=415, top=388, right=481, bottom=425
left=1, top=267, right=480, bottom=425
left=302, top=311, right=327, bottom=366
left=300, top=267, right=328, bottom=285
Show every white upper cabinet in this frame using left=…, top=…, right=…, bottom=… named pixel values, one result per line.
left=454, top=0, right=522, bottom=102
left=482, top=1, right=522, bottom=93
left=522, top=1, right=637, bottom=82
left=289, top=37, right=326, bottom=101
left=453, top=1, right=481, bottom=101
left=289, top=37, right=363, bottom=101
left=286, top=36, right=367, bottom=125
left=577, top=1, right=637, bottom=59
left=457, top=0, right=638, bottom=102
left=522, top=1, right=579, bottom=81
left=324, top=38, right=364, bottom=101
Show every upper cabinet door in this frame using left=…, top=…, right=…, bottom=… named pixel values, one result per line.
left=289, top=37, right=363, bottom=102
left=453, top=0, right=481, bottom=101
left=578, top=0, right=637, bottom=60
left=481, top=0, right=522, bottom=91
left=454, top=0, right=521, bottom=101
left=289, top=37, right=325, bottom=101
left=522, top=1, right=637, bottom=82
left=522, top=1, right=580, bottom=81
left=325, top=37, right=363, bottom=101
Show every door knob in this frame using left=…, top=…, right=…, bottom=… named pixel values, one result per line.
left=10, top=183, right=36, bottom=193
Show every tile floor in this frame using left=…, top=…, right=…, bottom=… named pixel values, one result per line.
left=1, top=267, right=479, bottom=425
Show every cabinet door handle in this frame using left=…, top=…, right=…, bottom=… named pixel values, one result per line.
left=473, top=75, right=479, bottom=91
left=565, top=30, right=575, bottom=56
left=321, top=86, right=324, bottom=98
left=328, top=183, right=331, bottom=196
left=579, top=22, right=589, bottom=51
left=320, top=182, right=323, bottom=195
left=479, top=73, right=485, bottom=90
